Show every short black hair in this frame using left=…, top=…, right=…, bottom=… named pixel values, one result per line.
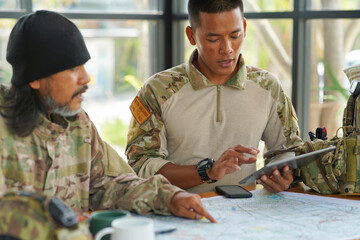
left=188, top=0, right=244, bottom=29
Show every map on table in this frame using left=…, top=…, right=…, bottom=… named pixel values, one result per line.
left=141, top=189, right=360, bottom=240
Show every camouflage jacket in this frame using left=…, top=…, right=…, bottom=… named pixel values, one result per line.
left=0, top=84, right=182, bottom=214
left=126, top=50, right=303, bottom=193
left=0, top=167, right=5, bottom=197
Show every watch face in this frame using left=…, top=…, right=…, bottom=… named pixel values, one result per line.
left=198, top=160, right=209, bottom=168
left=197, top=158, right=216, bottom=183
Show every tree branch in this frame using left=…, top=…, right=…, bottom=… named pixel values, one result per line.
left=243, top=0, right=292, bottom=80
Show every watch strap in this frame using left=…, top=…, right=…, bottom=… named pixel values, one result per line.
left=197, top=158, right=217, bottom=183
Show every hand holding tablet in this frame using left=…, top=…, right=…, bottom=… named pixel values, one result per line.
left=238, top=146, right=336, bottom=184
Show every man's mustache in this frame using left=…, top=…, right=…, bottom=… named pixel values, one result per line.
left=72, top=85, right=88, bottom=99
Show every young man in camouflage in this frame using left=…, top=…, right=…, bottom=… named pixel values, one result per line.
left=126, top=0, right=303, bottom=193
left=0, top=10, right=215, bottom=223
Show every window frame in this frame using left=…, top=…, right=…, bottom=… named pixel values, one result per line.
left=171, top=0, right=360, bottom=139
left=1, top=0, right=360, bottom=138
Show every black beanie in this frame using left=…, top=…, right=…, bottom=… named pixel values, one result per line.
left=6, top=10, right=91, bottom=87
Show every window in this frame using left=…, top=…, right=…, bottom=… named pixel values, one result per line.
left=310, top=0, right=360, bottom=11
left=1, top=0, right=360, bottom=156
left=0, top=0, right=21, bottom=10
left=308, top=18, right=360, bottom=136
left=33, top=0, right=161, bottom=13
left=0, top=19, right=15, bottom=85
left=0, top=0, right=165, bottom=158
left=75, top=19, right=159, bottom=155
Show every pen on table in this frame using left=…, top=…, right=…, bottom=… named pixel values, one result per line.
left=155, top=228, right=177, bottom=235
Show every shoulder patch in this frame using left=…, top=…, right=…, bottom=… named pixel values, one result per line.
left=130, top=96, right=151, bottom=125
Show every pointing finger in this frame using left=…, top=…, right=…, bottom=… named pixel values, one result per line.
left=191, top=203, right=217, bottom=223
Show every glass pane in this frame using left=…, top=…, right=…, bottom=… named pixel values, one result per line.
left=0, top=19, right=16, bottom=85
left=243, top=19, right=293, bottom=96
left=0, top=0, right=21, bottom=10
left=310, top=0, right=360, bottom=10
left=183, top=19, right=293, bottom=96
left=34, top=0, right=162, bottom=13
left=178, top=0, right=293, bottom=13
left=174, top=0, right=187, bottom=13
left=244, top=0, right=293, bottom=12
left=0, top=18, right=158, bottom=156
left=75, top=19, right=157, bottom=155
left=308, top=19, right=360, bottom=138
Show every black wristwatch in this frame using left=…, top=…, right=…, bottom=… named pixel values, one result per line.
left=196, top=158, right=217, bottom=183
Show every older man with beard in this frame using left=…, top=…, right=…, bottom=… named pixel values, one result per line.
left=0, top=10, right=215, bottom=224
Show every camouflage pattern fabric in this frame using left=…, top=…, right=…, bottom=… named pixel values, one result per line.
left=0, top=167, right=6, bottom=197
left=298, top=64, right=360, bottom=194
left=0, top=192, right=91, bottom=240
left=126, top=50, right=302, bottom=192
left=0, top=84, right=183, bottom=215
left=344, top=64, right=360, bottom=130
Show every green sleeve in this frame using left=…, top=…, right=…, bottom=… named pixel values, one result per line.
left=125, top=84, right=171, bottom=178
left=88, top=118, right=182, bottom=214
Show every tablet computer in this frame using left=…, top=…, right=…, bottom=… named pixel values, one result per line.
left=238, top=146, right=336, bottom=184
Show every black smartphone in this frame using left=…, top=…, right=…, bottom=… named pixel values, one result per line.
left=215, top=185, right=253, bottom=198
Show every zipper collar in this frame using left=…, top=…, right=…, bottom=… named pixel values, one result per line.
left=185, top=49, right=247, bottom=91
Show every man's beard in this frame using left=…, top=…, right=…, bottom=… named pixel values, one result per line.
left=43, top=95, right=81, bottom=117
left=43, top=85, right=88, bottom=117
left=44, top=84, right=89, bottom=117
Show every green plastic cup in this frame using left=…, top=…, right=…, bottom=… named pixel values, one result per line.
left=90, top=210, right=130, bottom=240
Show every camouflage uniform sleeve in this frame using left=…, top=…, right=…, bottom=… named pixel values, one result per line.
left=0, top=167, right=6, bottom=197
left=86, top=115, right=183, bottom=214
left=92, top=173, right=183, bottom=215
left=260, top=72, right=303, bottom=164
left=125, top=82, right=171, bottom=178
left=0, top=108, right=6, bottom=197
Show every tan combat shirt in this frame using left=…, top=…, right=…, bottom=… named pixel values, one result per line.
left=127, top=50, right=302, bottom=193
left=0, top=84, right=182, bottom=214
